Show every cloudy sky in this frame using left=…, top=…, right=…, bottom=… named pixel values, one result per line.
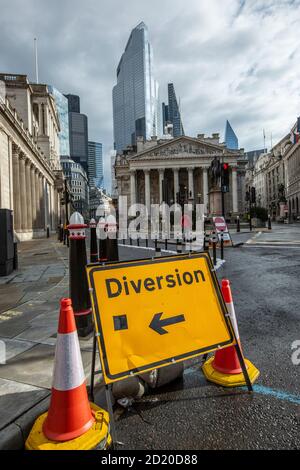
left=1, top=0, right=300, bottom=188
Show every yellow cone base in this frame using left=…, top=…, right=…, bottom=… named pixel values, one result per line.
left=25, top=402, right=111, bottom=450
left=202, top=356, right=260, bottom=387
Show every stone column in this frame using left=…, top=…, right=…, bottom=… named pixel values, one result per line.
left=30, top=165, right=37, bottom=230
left=19, top=155, right=27, bottom=231
left=25, top=159, right=32, bottom=231
left=35, top=171, right=41, bottom=229
left=202, top=167, right=208, bottom=214
left=130, top=170, right=136, bottom=206
left=144, top=169, right=151, bottom=215
left=173, top=168, right=179, bottom=203
left=188, top=167, right=194, bottom=200
left=158, top=168, right=165, bottom=204
left=232, top=167, right=238, bottom=213
left=39, top=174, right=45, bottom=230
left=12, top=145, right=21, bottom=231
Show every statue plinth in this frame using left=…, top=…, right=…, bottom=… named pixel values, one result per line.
left=209, top=187, right=222, bottom=216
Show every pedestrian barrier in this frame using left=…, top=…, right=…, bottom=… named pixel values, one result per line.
left=202, top=279, right=260, bottom=387
left=97, top=217, right=108, bottom=262
left=106, top=214, right=119, bottom=261
left=68, top=212, right=93, bottom=337
left=89, top=218, right=98, bottom=263
left=25, top=298, right=110, bottom=450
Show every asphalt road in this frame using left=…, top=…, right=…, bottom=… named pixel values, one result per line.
left=113, top=224, right=300, bottom=450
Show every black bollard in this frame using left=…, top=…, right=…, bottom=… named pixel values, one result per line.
left=97, top=217, right=108, bottom=262
left=145, top=237, right=148, bottom=248
left=68, top=212, right=93, bottom=337
left=63, top=223, right=67, bottom=245
left=176, top=239, right=182, bottom=254
left=213, top=241, right=217, bottom=266
left=165, top=239, right=168, bottom=251
left=237, top=215, right=240, bottom=233
left=268, top=214, right=272, bottom=230
left=47, top=225, right=50, bottom=238
left=211, top=231, right=217, bottom=266
left=59, top=224, right=64, bottom=243
left=106, top=214, right=119, bottom=262
left=204, top=233, right=210, bottom=252
left=129, top=237, right=132, bottom=246
left=220, top=231, right=224, bottom=260
left=137, top=237, right=140, bottom=247
left=89, top=218, right=98, bottom=263
left=249, top=214, right=252, bottom=232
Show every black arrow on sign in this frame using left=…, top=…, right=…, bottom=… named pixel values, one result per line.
left=149, top=312, right=185, bottom=335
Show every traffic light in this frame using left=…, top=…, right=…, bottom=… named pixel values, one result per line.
left=221, top=163, right=230, bottom=192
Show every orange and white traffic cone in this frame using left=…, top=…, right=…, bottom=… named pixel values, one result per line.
left=202, top=279, right=260, bottom=387
left=25, top=298, right=111, bottom=450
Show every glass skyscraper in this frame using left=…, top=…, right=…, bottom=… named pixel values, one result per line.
left=88, top=141, right=103, bottom=188
left=112, top=22, right=161, bottom=153
left=225, top=120, right=239, bottom=150
left=48, top=86, right=70, bottom=158
left=162, top=83, right=184, bottom=137
left=64, top=94, right=89, bottom=173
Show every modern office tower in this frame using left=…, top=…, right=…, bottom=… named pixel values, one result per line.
left=60, top=157, right=89, bottom=218
left=225, top=120, right=239, bottom=150
left=49, top=86, right=70, bottom=158
left=162, top=83, right=184, bottom=137
left=112, top=22, right=161, bottom=153
left=64, top=94, right=80, bottom=113
left=88, top=141, right=103, bottom=188
left=65, top=94, right=89, bottom=173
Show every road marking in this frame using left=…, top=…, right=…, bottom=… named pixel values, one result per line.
left=243, top=384, right=300, bottom=405
left=243, top=245, right=300, bottom=249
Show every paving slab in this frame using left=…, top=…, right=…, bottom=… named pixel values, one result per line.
left=0, top=343, right=96, bottom=389
left=0, top=337, right=36, bottom=362
left=0, top=378, right=49, bottom=431
left=14, top=326, right=57, bottom=343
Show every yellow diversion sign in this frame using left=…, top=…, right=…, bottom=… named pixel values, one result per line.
left=87, top=253, right=235, bottom=384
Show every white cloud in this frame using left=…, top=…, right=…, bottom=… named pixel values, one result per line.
left=1, top=0, right=300, bottom=188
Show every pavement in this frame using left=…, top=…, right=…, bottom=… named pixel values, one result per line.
left=0, top=224, right=299, bottom=449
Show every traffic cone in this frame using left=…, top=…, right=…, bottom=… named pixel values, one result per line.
left=25, top=298, right=111, bottom=450
left=202, top=279, right=260, bottom=387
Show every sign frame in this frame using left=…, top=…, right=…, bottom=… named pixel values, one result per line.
left=87, top=252, right=236, bottom=384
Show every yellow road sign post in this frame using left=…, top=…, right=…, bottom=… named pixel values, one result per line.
left=87, top=252, right=238, bottom=384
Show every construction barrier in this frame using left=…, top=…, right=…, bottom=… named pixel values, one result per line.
left=202, top=279, right=260, bottom=387
left=26, top=298, right=110, bottom=450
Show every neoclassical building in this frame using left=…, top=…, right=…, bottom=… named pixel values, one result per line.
left=114, top=134, right=247, bottom=217
left=0, top=74, right=64, bottom=241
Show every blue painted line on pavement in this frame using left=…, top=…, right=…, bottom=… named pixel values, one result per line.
left=243, top=385, right=300, bottom=405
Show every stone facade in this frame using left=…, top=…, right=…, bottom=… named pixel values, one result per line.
left=284, top=140, right=300, bottom=219
left=114, top=134, right=247, bottom=217
left=0, top=74, right=64, bottom=241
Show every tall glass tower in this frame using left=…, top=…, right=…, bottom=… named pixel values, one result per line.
left=225, top=120, right=239, bottom=150
left=88, top=141, right=103, bottom=188
left=162, top=83, right=184, bottom=137
left=112, top=22, right=161, bottom=153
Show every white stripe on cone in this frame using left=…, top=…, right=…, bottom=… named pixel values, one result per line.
left=52, top=331, right=86, bottom=391
left=225, top=301, right=240, bottom=340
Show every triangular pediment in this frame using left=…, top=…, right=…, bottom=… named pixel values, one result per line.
left=129, top=136, right=237, bottom=160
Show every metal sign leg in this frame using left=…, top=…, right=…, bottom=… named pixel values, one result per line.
left=105, top=384, right=118, bottom=450
left=234, top=343, right=253, bottom=392
left=89, top=334, right=97, bottom=402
